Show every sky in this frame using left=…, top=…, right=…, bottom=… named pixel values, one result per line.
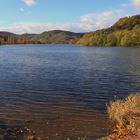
left=0, top=0, right=140, bottom=34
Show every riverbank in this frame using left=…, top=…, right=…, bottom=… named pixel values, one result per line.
left=99, top=93, right=140, bottom=140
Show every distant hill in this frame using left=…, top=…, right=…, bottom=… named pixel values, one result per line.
left=0, top=31, right=17, bottom=36
left=28, top=30, right=84, bottom=44
left=0, top=15, right=140, bottom=47
left=77, top=15, right=140, bottom=47
left=0, top=30, right=84, bottom=45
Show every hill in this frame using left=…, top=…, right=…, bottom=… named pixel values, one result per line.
left=28, top=30, right=84, bottom=44
left=0, top=15, right=140, bottom=47
left=77, top=15, right=140, bottom=47
left=0, top=30, right=84, bottom=45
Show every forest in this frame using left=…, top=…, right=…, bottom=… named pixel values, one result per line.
left=77, top=15, right=140, bottom=47
left=0, top=15, right=140, bottom=47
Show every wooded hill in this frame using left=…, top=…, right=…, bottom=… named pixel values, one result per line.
left=77, top=15, right=140, bottom=47
left=0, top=30, right=84, bottom=45
left=0, top=15, right=140, bottom=47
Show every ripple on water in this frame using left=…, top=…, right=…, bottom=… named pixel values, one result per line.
left=0, top=44, right=140, bottom=139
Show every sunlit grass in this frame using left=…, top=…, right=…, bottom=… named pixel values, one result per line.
left=99, top=93, right=140, bottom=140
left=108, top=93, right=140, bottom=129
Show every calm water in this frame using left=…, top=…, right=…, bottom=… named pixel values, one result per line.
left=0, top=44, right=140, bottom=139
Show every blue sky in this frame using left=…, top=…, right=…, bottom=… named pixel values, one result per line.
left=0, top=0, right=140, bottom=33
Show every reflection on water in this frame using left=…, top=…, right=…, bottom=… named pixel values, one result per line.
left=0, top=44, right=140, bottom=139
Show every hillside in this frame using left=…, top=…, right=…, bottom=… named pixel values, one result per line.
left=0, top=15, right=140, bottom=47
left=28, top=30, right=84, bottom=44
left=0, top=30, right=84, bottom=45
left=77, top=15, right=140, bottom=47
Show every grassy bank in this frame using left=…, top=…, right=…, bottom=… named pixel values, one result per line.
left=99, top=93, right=140, bottom=140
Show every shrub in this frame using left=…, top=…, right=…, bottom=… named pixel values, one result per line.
left=107, top=93, right=140, bottom=129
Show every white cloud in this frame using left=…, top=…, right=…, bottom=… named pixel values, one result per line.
left=0, top=1, right=140, bottom=34
left=79, top=10, right=126, bottom=31
left=78, top=1, right=140, bottom=32
left=132, top=0, right=140, bottom=7
left=22, top=0, right=36, bottom=6
left=0, top=22, right=83, bottom=34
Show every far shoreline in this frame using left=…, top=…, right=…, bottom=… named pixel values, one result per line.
left=1, top=43, right=140, bottom=48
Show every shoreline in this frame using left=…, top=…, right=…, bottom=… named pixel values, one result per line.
left=0, top=43, right=140, bottom=48
left=99, top=93, right=140, bottom=140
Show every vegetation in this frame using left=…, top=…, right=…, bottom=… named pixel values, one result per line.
left=77, top=15, right=140, bottom=47
left=0, top=15, right=140, bottom=47
left=99, top=93, right=140, bottom=140
left=0, top=30, right=84, bottom=45
left=108, top=93, right=140, bottom=129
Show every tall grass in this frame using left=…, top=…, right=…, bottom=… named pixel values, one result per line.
left=107, top=93, right=140, bottom=129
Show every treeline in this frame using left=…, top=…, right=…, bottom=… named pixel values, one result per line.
left=0, top=34, right=46, bottom=45
left=77, top=27, right=140, bottom=47
left=77, top=15, right=140, bottom=47
left=0, top=15, right=140, bottom=47
left=0, top=30, right=83, bottom=45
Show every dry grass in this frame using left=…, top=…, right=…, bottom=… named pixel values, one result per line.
left=107, top=93, right=140, bottom=129
left=98, top=93, right=140, bottom=140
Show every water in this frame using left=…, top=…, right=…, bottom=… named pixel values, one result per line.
left=0, top=44, right=140, bottom=139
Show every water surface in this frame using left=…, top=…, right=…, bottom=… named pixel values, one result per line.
left=0, top=44, right=140, bottom=139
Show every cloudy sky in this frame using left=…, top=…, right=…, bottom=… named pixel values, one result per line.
left=0, top=0, right=140, bottom=34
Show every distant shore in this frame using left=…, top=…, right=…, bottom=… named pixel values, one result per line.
left=0, top=15, right=140, bottom=47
